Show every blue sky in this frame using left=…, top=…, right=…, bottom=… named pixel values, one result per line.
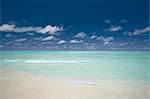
left=0, top=0, right=149, bottom=50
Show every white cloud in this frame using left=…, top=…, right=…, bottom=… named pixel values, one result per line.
left=15, top=38, right=27, bottom=42
left=36, top=25, right=63, bottom=34
left=104, top=25, right=122, bottom=32
left=0, top=24, right=15, bottom=32
left=57, top=40, right=66, bottom=44
left=70, top=39, right=83, bottom=44
left=103, top=37, right=114, bottom=42
left=0, top=24, right=63, bottom=34
left=42, top=36, right=54, bottom=41
left=0, top=24, right=41, bottom=32
left=15, top=27, right=41, bottom=33
left=97, top=36, right=114, bottom=45
left=128, top=26, right=150, bottom=36
left=97, top=36, right=114, bottom=42
left=90, top=35, right=97, bottom=39
left=103, top=41, right=110, bottom=45
left=74, top=32, right=87, bottom=39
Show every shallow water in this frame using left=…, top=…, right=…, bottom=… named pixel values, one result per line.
left=0, top=51, right=149, bottom=81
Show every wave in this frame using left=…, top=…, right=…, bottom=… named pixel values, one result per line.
left=4, top=60, right=22, bottom=63
left=3, top=59, right=92, bottom=63
left=25, top=60, right=90, bottom=63
left=70, top=80, right=98, bottom=86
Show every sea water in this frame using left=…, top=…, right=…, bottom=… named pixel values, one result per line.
left=0, top=51, right=149, bottom=81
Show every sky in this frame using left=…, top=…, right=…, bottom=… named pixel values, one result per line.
left=0, top=0, right=149, bottom=50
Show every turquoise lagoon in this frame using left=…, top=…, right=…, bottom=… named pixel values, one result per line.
left=0, top=51, right=149, bottom=81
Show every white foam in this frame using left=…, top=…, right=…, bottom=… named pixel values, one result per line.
left=70, top=80, right=98, bottom=86
left=25, top=60, right=91, bottom=63
left=4, top=59, right=91, bottom=63
left=4, top=59, right=21, bottom=62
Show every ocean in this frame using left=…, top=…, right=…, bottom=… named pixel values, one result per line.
left=0, top=51, right=149, bottom=81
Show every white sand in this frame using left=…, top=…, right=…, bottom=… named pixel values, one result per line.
left=0, top=70, right=149, bottom=99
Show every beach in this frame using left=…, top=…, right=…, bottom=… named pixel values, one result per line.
left=0, top=51, right=149, bottom=99
left=0, top=69, right=149, bottom=99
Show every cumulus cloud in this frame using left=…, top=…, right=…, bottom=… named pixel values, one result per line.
left=103, top=41, right=110, bottom=45
left=15, top=38, right=27, bottom=42
left=90, top=35, right=97, bottom=39
left=97, top=36, right=114, bottom=42
left=0, top=24, right=41, bottom=32
left=104, top=25, right=122, bottom=32
left=42, top=36, right=54, bottom=41
left=37, top=25, right=63, bottom=34
left=57, top=40, right=66, bottom=44
left=74, top=32, right=87, bottom=39
left=127, top=26, right=150, bottom=36
left=70, top=39, right=83, bottom=44
left=0, top=24, right=63, bottom=34
left=97, top=36, right=114, bottom=45
left=0, top=24, right=15, bottom=32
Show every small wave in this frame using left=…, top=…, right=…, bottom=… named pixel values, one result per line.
left=4, top=59, right=22, bottom=63
left=25, top=60, right=75, bottom=63
left=70, top=80, right=98, bottom=86
left=25, top=60, right=91, bottom=63
left=3, top=59, right=91, bottom=63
